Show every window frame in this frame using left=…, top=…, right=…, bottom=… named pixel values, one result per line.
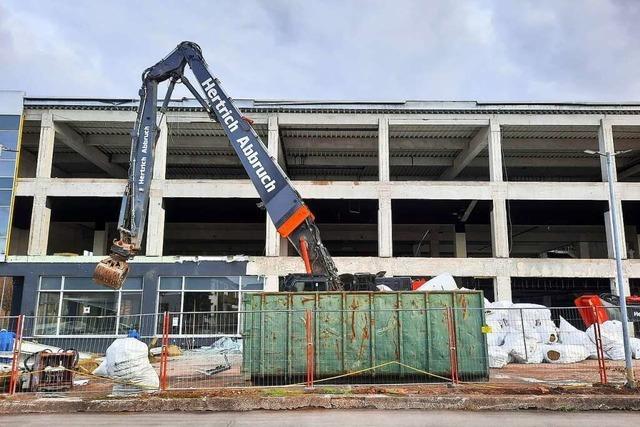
left=34, top=276, right=143, bottom=337
left=155, top=275, right=264, bottom=337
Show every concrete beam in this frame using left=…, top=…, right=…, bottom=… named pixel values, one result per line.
left=388, top=119, right=490, bottom=127
left=440, top=127, right=489, bottom=180
left=245, top=256, right=618, bottom=278
left=16, top=178, right=640, bottom=204
left=54, top=123, right=127, bottom=178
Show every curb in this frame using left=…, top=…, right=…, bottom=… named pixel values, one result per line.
left=1, top=394, right=640, bottom=413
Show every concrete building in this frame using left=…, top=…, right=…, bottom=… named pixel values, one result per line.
left=2, top=91, right=640, bottom=336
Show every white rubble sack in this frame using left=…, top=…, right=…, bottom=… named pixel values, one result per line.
left=416, top=273, right=458, bottom=291
left=376, top=284, right=393, bottom=292
left=485, top=320, right=506, bottom=347
left=587, top=320, right=625, bottom=360
left=630, top=337, right=640, bottom=359
left=93, top=338, right=159, bottom=394
left=542, top=344, right=590, bottom=364
left=558, top=316, right=597, bottom=358
left=488, top=346, right=509, bottom=368
left=533, top=319, right=559, bottom=344
left=502, top=330, right=544, bottom=364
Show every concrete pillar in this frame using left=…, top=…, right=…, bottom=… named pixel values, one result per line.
left=28, top=112, right=55, bottom=256
left=577, top=241, right=590, bottom=259
left=494, top=276, right=512, bottom=302
left=35, top=111, right=55, bottom=179
left=92, top=229, right=107, bottom=256
left=491, top=198, right=509, bottom=257
left=487, top=120, right=503, bottom=182
left=604, top=208, right=627, bottom=259
left=610, top=276, right=632, bottom=297
left=145, top=116, right=168, bottom=257
left=153, top=115, right=168, bottom=180
left=145, top=190, right=165, bottom=256
left=379, top=117, right=390, bottom=182
left=265, top=115, right=281, bottom=257
left=599, top=119, right=627, bottom=259
left=430, top=226, right=440, bottom=257
left=264, top=275, right=279, bottom=292
left=454, top=232, right=467, bottom=258
left=27, top=193, right=50, bottom=255
left=378, top=190, right=392, bottom=257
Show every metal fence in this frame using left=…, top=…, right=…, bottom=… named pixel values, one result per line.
left=1, top=305, right=639, bottom=396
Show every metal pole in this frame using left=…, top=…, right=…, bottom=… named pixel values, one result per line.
left=606, top=152, right=635, bottom=387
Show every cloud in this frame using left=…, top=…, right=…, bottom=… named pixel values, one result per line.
left=0, top=0, right=638, bottom=101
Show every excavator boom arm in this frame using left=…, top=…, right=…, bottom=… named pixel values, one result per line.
left=94, top=42, right=341, bottom=290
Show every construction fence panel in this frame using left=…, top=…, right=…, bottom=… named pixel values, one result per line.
left=478, top=306, right=637, bottom=385
left=1, top=314, right=163, bottom=396
left=2, top=305, right=638, bottom=396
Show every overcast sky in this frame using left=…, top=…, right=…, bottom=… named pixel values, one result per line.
left=1, top=0, right=639, bottom=102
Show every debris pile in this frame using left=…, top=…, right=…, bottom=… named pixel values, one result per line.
left=485, top=301, right=640, bottom=368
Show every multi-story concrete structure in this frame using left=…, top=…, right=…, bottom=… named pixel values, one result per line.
left=1, top=91, right=640, bottom=336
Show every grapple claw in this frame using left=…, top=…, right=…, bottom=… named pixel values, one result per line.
left=93, top=256, right=129, bottom=290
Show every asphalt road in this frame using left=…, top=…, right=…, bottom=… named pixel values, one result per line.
left=2, top=410, right=640, bottom=426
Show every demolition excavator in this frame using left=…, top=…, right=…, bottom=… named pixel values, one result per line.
left=93, top=41, right=342, bottom=291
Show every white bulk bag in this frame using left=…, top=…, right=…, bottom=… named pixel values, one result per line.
left=93, top=337, right=159, bottom=393
left=542, top=344, right=590, bottom=364
left=488, top=346, right=509, bottom=368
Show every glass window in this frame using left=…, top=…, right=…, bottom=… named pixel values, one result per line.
left=63, top=277, right=99, bottom=290
left=158, top=291, right=182, bottom=313
left=0, top=130, right=18, bottom=150
left=118, top=292, right=142, bottom=335
left=242, top=276, right=265, bottom=291
left=0, top=160, right=15, bottom=176
left=158, top=292, right=182, bottom=334
left=35, top=293, right=60, bottom=335
left=182, top=292, right=239, bottom=335
left=40, top=277, right=62, bottom=290
left=184, top=276, right=239, bottom=291
left=159, top=277, right=182, bottom=290
left=0, top=191, right=11, bottom=206
left=0, top=178, right=13, bottom=189
left=59, top=292, right=118, bottom=335
left=0, top=116, right=19, bottom=130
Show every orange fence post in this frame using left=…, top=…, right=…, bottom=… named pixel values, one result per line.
left=160, top=311, right=169, bottom=391
left=446, top=308, right=459, bottom=384
left=591, top=306, right=608, bottom=384
left=305, top=309, right=314, bottom=388
left=8, top=315, right=24, bottom=395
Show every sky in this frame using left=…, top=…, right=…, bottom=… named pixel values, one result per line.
left=1, top=0, right=639, bottom=102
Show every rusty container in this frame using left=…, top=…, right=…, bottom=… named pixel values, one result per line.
left=242, top=291, right=488, bottom=383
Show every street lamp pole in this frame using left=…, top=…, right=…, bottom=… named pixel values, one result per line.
left=586, top=148, right=635, bottom=387
left=604, top=151, right=635, bottom=387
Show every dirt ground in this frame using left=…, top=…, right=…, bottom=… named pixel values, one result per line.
left=5, top=355, right=640, bottom=399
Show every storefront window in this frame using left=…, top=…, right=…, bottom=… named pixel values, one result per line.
left=35, top=276, right=143, bottom=336
left=157, top=276, right=263, bottom=335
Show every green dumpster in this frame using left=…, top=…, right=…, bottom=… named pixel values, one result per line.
left=242, top=291, right=488, bottom=384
